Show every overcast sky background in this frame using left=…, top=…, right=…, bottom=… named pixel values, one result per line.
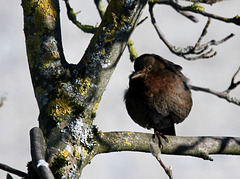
left=0, top=0, right=240, bottom=178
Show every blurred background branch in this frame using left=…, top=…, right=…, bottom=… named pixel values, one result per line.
left=0, top=96, right=6, bottom=108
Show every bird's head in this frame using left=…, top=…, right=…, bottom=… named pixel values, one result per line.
left=130, top=54, right=182, bottom=80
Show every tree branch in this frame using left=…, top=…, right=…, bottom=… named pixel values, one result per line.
left=94, top=0, right=105, bottom=19
left=64, top=0, right=141, bottom=62
left=172, top=0, right=199, bottom=22
left=0, top=163, right=27, bottom=177
left=22, top=0, right=239, bottom=178
left=149, top=2, right=234, bottom=60
left=64, top=0, right=97, bottom=33
left=127, top=40, right=139, bottom=62
left=77, top=0, right=148, bottom=112
left=150, top=141, right=173, bottom=179
left=190, top=67, right=240, bottom=106
left=154, top=0, right=240, bottom=26
left=30, top=127, right=54, bottom=179
left=23, top=0, right=149, bottom=177
left=0, top=95, right=6, bottom=108
left=182, top=0, right=225, bottom=5
left=226, top=67, right=240, bottom=92
left=190, top=85, right=240, bottom=106
left=95, top=131, right=240, bottom=160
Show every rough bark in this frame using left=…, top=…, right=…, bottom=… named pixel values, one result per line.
left=22, top=0, right=148, bottom=177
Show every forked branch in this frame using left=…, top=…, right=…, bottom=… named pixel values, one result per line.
left=190, top=67, right=240, bottom=106
left=226, top=67, right=240, bottom=92
left=149, top=2, right=234, bottom=60
left=64, top=0, right=141, bottom=61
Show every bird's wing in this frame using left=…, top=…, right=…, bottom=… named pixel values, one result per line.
left=153, top=86, right=192, bottom=124
left=153, top=96, right=170, bottom=117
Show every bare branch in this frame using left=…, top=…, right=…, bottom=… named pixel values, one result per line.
left=149, top=3, right=234, bottom=60
left=137, top=16, right=148, bottom=26
left=95, top=131, right=240, bottom=160
left=65, top=0, right=141, bottom=62
left=0, top=96, right=6, bottom=107
left=94, top=0, right=105, bottom=19
left=226, top=67, right=240, bottom=92
left=64, top=0, right=97, bottom=33
left=190, top=67, right=240, bottom=105
left=150, top=141, right=173, bottom=179
left=154, top=0, right=240, bottom=26
left=172, top=0, right=199, bottom=22
left=6, top=173, right=13, bottom=179
left=182, top=0, right=225, bottom=5
left=127, top=40, right=139, bottom=62
left=190, top=85, right=240, bottom=106
left=95, top=0, right=143, bottom=62
left=177, top=10, right=199, bottom=22
left=30, top=127, right=54, bottom=179
left=0, top=163, right=27, bottom=177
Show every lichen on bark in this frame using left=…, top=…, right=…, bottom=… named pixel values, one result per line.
left=22, top=0, right=148, bottom=177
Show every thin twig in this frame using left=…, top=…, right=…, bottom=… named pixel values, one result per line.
left=137, top=16, right=148, bottom=26
left=182, top=0, right=225, bottom=5
left=190, top=67, right=240, bottom=105
left=189, top=85, right=240, bottom=106
left=6, top=173, right=13, bottom=179
left=127, top=40, right=139, bottom=62
left=149, top=3, right=234, bottom=60
left=0, top=163, right=27, bottom=177
left=177, top=10, right=199, bottom=22
left=150, top=141, right=173, bottom=179
left=149, top=3, right=174, bottom=52
left=155, top=0, right=240, bottom=26
left=227, top=67, right=240, bottom=92
left=0, top=96, right=6, bottom=107
left=65, top=0, right=140, bottom=61
left=195, top=17, right=211, bottom=47
left=64, top=0, right=97, bottom=34
left=94, top=0, right=105, bottom=19
left=172, top=0, right=198, bottom=23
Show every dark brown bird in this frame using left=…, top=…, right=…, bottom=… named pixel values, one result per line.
left=124, top=54, right=192, bottom=139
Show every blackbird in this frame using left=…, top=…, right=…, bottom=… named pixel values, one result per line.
left=124, top=54, right=192, bottom=138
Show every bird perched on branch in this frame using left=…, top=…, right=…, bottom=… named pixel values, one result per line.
left=124, top=54, right=192, bottom=142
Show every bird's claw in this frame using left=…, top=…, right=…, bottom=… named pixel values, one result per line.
left=153, top=130, right=169, bottom=147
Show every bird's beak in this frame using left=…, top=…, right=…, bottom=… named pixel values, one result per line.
left=131, top=71, right=145, bottom=79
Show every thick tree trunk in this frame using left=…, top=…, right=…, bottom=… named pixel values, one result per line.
left=22, top=0, right=148, bottom=177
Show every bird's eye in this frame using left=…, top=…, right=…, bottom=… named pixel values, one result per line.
left=147, top=65, right=152, bottom=71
